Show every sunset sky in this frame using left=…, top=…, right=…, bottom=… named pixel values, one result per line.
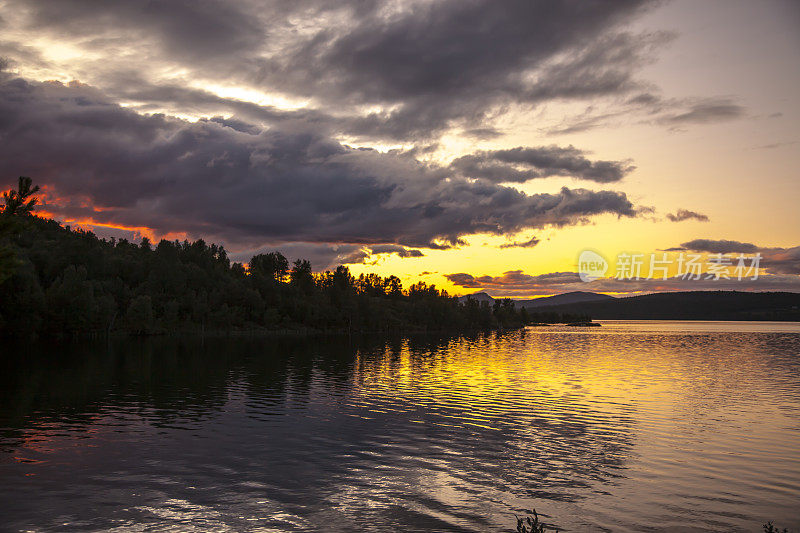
left=1, top=0, right=798, bottom=297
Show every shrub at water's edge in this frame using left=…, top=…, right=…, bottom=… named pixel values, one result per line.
left=515, top=509, right=557, bottom=532
left=764, top=521, right=791, bottom=533
left=510, top=510, right=793, bottom=532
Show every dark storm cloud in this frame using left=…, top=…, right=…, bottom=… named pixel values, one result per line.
left=317, top=2, right=647, bottom=97
left=451, top=146, right=634, bottom=184
left=0, top=72, right=639, bottom=256
left=3, top=1, right=750, bottom=141
left=666, top=209, right=710, bottom=222
left=3, top=0, right=674, bottom=140
left=304, top=19, right=670, bottom=138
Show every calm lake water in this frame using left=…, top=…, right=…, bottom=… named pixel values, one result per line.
left=1, top=321, right=799, bottom=532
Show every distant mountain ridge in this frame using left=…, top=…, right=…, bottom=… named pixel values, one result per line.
left=457, top=291, right=495, bottom=303
left=458, top=291, right=613, bottom=308
left=516, top=291, right=615, bottom=308
left=532, top=290, right=800, bottom=321
left=457, top=290, right=800, bottom=321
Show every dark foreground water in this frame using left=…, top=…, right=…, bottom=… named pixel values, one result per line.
left=1, top=321, right=799, bottom=532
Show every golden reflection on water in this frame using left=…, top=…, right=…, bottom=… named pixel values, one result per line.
left=0, top=322, right=798, bottom=532
left=342, top=324, right=800, bottom=531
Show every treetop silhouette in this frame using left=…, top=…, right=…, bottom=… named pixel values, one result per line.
left=2, top=176, right=41, bottom=216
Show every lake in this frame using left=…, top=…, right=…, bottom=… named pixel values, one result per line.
left=1, top=321, right=799, bottom=532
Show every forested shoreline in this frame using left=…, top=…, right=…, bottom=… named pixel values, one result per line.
left=0, top=179, right=563, bottom=338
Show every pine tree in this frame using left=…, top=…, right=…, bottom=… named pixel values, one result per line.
left=2, top=176, right=41, bottom=216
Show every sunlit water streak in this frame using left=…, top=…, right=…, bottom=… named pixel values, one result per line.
left=0, top=321, right=798, bottom=532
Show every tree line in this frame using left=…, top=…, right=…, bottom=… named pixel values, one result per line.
left=0, top=177, right=543, bottom=338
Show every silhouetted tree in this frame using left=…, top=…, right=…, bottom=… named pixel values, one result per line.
left=385, top=275, right=403, bottom=297
left=249, top=252, right=289, bottom=283
left=1, top=176, right=42, bottom=285
left=2, top=176, right=41, bottom=216
left=290, top=259, right=315, bottom=294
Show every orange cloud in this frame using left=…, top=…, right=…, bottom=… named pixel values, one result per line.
left=35, top=210, right=187, bottom=243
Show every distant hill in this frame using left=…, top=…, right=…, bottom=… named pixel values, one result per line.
left=516, top=291, right=615, bottom=309
left=457, top=292, right=495, bottom=303
left=532, top=290, right=800, bottom=321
